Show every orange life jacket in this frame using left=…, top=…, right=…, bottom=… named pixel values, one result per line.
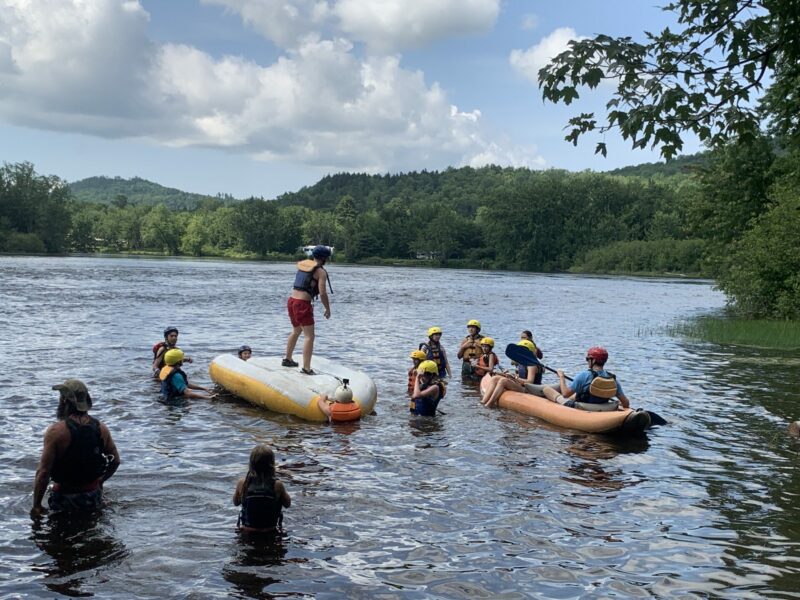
left=474, top=352, right=498, bottom=377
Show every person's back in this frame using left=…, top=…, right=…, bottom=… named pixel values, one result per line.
left=234, top=445, right=291, bottom=533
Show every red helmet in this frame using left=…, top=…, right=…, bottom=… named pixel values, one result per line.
left=586, top=346, right=608, bottom=365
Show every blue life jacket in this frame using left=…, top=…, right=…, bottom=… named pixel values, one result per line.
left=410, top=381, right=445, bottom=416
left=420, top=342, right=447, bottom=377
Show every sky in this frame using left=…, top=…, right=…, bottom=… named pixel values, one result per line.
left=0, top=0, right=702, bottom=199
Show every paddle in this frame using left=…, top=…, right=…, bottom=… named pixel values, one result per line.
left=503, top=344, right=667, bottom=426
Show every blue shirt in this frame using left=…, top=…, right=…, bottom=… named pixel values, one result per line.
left=570, top=369, right=623, bottom=398
left=171, top=371, right=188, bottom=394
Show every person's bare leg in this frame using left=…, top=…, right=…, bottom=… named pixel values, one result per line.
left=301, top=325, right=315, bottom=371
left=543, top=386, right=562, bottom=403
left=285, top=326, right=302, bottom=362
left=480, top=376, right=499, bottom=405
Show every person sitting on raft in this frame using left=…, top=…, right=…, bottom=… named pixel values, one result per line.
left=237, top=345, right=252, bottom=361
left=316, top=381, right=361, bottom=422
left=408, top=350, right=428, bottom=394
left=233, top=444, right=291, bottom=534
left=457, top=319, right=485, bottom=379
left=159, top=349, right=214, bottom=401
left=410, top=360, right=446, bottom=416
left=473, top=337, right=498, bottom=377
left=419, top=326, right=451, bottom=378
left=481, top=340, right=540, bottom=408
left=152, top=326, right=192, bottom=377
left=540, top=346, right=630, bottom=410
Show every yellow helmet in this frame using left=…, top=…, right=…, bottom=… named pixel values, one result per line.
left=417, top=360, right=439, bottom=375
left=517, top=340, right=536, bottom=353
left=466, top=319, right=481, bottom=329
left=164, top=348, right=185, bottom=366
left=427, top=326, right=442, bottom=337
left=410, top=350, right=427, bottom=361
left=480, top=337, right=494, bottom=348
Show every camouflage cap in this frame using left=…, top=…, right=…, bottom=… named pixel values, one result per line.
left=52, top=379, right=92, bottom=411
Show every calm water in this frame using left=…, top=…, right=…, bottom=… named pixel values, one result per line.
left=1, top=256, right=799, bottom=599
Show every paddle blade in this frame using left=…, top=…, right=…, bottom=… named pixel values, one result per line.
left=646, top=411, right=668, bottom=426
left=504, top=343, right=540, bottom=367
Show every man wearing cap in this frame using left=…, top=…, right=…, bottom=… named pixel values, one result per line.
left=31, top=380, right=121, bottom=517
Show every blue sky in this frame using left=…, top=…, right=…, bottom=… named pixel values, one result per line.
left=0, top=0, right=700, bottom=199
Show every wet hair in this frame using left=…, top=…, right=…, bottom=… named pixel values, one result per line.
left=245, top=444, right=276, bottom=486
left=521, top=330, right=533, bottom=340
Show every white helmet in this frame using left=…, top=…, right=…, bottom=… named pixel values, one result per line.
left=334, top=384, right=353, bottom=404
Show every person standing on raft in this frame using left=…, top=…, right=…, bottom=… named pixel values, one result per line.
left=233, top=445, right=291, bottom=533
left=457, top=319, right=486, bottom=379
left=283, top=245, right=332, bottom=375
left=540, top=346, right=630, bottom=410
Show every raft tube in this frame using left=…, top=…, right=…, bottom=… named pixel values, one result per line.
left=479, top=374, right=650, bottom=435
left=209, top=355, right=377, bottom=422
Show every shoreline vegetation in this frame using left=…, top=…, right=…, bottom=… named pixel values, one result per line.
left=668, top=316, right=800, bottom=351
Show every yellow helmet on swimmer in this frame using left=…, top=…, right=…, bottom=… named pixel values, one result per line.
left=517, top=339, right=536, bottom=353
left=480, top=337, right=494, bottom=348
left=164, top=348, right=185, bottom=366
left=418, top=360, right=439, bottom=375
left=466, top=319, right=481, bottom=329
left=427, top=326, right=442, bottom=337
left=410, top=350, right=427, bottom=361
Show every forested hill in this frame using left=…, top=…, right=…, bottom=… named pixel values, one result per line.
left=69, top=176, right=238, bottom=210
left=605, top=152, right=709, bottom=177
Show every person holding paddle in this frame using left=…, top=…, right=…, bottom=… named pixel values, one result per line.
left=481, top=340, right=540, bottom=408
left=542, top=346, right=630, bottom=410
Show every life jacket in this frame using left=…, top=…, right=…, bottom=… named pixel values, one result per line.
left=517, top=361, right=542, bottom=385
left=159, top=365, right=188, bottom=401
left=239, top=475, right=283, bottom=530
left=575, top=369, right=618, bottom=404
left=474, top=352, right=498, bottom=377
left=330, top=401, right=361, bottom=422
left=420, top=342, right=447, bottom=377
left=152, top=341, right=177, bottom=372
left=460, top=334, right=483, bottom=362
left=409, top=380, right=446, bottom=416
left=51, top=417, right=106, bottom=489
left=293, top=260, right=328, bottom=299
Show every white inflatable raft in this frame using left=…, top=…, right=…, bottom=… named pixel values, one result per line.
left=209, top=355, right=377, bottom=422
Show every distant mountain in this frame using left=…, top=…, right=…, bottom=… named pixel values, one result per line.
left=69, top=176, right=239, bottom=210
left=605, top=151, right=708, bottom=177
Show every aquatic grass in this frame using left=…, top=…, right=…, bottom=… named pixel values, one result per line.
left=667, top=316, right=800, bottom=350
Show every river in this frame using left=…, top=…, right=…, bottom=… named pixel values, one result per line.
left=1, top=256, right=799, bottom=598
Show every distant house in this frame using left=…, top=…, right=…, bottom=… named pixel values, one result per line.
left=301, top=245, right=335, bottom=258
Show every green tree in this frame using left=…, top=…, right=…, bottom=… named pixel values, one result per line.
left=539, top=0, right=800, bottom=158
left=141, top=204, right=182, bottom=254
left=232, top=198, right=279, bottom=256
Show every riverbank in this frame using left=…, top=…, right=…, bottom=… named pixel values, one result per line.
left=669, top=315, right=800, bottom=350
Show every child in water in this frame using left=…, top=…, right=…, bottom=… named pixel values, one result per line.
left=473, top=337, right=499, bottom=377
left=408, top=350, right=428, bottom=394
left=233, top=444, right=291, bottom=533
left=237, top=345, right=252, bottom=361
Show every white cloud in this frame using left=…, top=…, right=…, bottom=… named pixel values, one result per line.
left=334, top=0, right=499, bottom=52
left=0, top=0, right=543, bottom=174
left=510, top=27, right=585, bottom=85
left=520, top=13, right=539, bottom=31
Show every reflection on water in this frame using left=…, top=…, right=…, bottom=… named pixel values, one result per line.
left=1, top=256, right=799, bottom=598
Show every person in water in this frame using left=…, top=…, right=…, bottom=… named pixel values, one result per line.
left=237, top=345, right=252, bottom=361
left=316, top=382, right=361, bottom=422
left=159, top=349, right=214, bottom=400
left=410, top=360, right=446, bottom=416
left=152, top=326, right=192, bottom=376
left=31, top=379, right=121, bottom=517
left=457, top=319, right=486, bottom=379
left=481, top=340, right=540, bottom=408
left=233, top=444, right=291, bottom=533
left=541, top=346, right=630, bottom=410
left=473, top=337, right=499, bottom=377
left=419, top=326, right=451, bottom=378
left=520, top=330, right=544, bottom=359
left=407, top=350, right=428, bottom=394
left=284, top=245, right=332, bottom=375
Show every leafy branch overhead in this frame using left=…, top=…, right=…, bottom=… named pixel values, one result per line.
left=538, top=0, right=800, bottom=158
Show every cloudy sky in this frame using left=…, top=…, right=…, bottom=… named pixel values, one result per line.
left=0, top=0, right=700, bottom=198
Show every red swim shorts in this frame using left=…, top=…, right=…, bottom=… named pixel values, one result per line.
left=287, top=297, right=314, bottom=327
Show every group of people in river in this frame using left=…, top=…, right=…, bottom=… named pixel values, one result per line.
left=31, top=243, right=631, bottom=535
left=407, top=319, right=630, bottom=417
